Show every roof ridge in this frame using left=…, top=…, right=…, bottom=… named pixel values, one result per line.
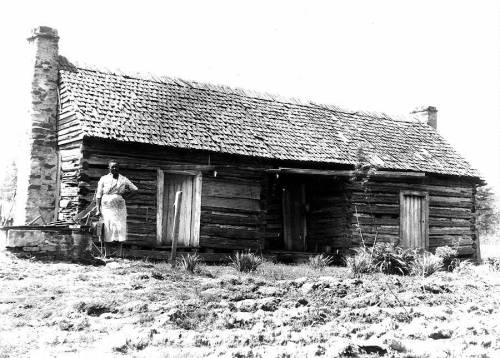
left=59, top=56, right=415, bottom=124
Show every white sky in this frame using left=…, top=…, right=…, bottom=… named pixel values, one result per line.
left=1, top=0, right=499, bottom=195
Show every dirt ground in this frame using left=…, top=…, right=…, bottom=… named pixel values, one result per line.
left=0, top=251, right=499, bottom=358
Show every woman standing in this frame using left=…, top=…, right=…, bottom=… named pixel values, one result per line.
left=96, top=161, right=138, bottom=252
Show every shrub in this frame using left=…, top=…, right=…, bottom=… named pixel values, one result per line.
left=345, top=247, right=375, bottom=276
left=230, top=251, right=262, bottom=272
left=435, top=246, right=459, bottom=271
left=371, top=243, right=416, bottom=275
left=308, top=254, right=334, bottom=270
left=177, top=252, right=202, bottom=273
left=410, top=252, right=443, bottom=277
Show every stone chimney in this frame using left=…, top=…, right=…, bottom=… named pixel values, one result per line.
left=14, top=26, right=60, bottom=224
left=411, top=106, right=438, bottom=130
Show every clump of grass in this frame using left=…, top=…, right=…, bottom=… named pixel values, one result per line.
left=435, top=246, right=459, bottom=271
left=410, top=252, right=443, bottom=277
left=74, top=300, right=117, bottom=316
left=230, top=251, right=262, bottom=272
left=345, top=247, right=375, bottom=276
left=308, top=254, right=334, bottom=270
left=177, top=252, right=202, bottom=273
left=487, top=257, right=500, bottom=271
left=454, top=259, right=475, bottom=275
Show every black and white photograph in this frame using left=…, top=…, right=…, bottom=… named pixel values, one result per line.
left=0, top=1, right=499, bottom=357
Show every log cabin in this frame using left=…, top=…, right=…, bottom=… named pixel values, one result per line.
left=12, top=26, right=483, bottom=260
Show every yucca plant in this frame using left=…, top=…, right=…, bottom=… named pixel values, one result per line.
left=230, top=251, right=262, bottom=272
left=177, top=252, right=202, bottom=273
left=371, top=243, right=416, bottom=275
left=410, top=252, right=443, bottom=277
left=308, top=254, right=334, bottom=270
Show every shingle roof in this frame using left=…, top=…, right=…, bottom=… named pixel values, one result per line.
left=58, top=60, right=479, bottom=178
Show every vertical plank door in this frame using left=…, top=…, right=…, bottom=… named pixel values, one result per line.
left=282, top=183, right=307, bottom=251
left=161, top=173, right=199, bottom=247
left=400, top=191, right=429, bottom=249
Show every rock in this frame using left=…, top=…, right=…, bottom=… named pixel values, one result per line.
left=200, top=287, right=229, bottom=300
left=293, top=277, right=308, bottom=287
left=301, top=282, right=316, bottom=295
left=257, top=286, right=281, bottom=296
left=235, top=299, right=258, bottom=312
left=296, top=298, right=308, bottom=307
left=429, top=329, right=453, bottom=339
left=119, top=300, right=148, bottom=313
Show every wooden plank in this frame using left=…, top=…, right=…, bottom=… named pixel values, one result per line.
left=156, top=169, right=164, bottom=244
left=170, top=191, right=182, bottom=264
left=191, top=174, right=202, bottom=247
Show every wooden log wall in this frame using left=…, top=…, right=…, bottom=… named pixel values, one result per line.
left=73, top=139, right=269, bottom=250
left=346, top=176, right=478, bottom=257
left=57, top=141, right=83, bottom=221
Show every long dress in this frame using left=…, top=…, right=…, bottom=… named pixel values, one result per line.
left=96, top=173, right=138, bottom=242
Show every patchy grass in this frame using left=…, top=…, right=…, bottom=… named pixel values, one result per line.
left=0, top=250, right=499, bottom=357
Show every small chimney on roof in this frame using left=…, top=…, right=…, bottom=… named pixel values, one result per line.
left=411, top=106, right=438, bottom=130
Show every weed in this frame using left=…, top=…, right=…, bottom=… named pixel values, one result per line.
left=230, top=251, right=262, bottom=273
left=308, top=254, right=334, bottom=270
left=177, top=252, right=202, bottom=274
left=345, top=247, right=375, bottom=276
left=410, top=252, right=443, bottom=277
left=435, top=246, right=459, bottom=271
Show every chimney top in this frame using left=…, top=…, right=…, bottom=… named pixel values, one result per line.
left=28, top=26, right=59, bottom=41
left=411, top=106, right=438, bottom=130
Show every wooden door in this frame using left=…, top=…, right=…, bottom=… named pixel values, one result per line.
left=400, top=191, right=429, bottom=249
left=282, top=183, right=307, bottom=251
left=157, top=171, right=201, bottom=247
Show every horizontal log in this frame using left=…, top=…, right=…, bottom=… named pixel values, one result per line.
left=201, top=212, right=260, bottom=226
left=201, top=196, right=261, bottom=212
left=351, top=217, right=399, bottom=226
left=429, top=236, right=474, bottom=247
left=351, top=193, right=398, bottom=205
left=202, top=179, right=261, bottom=200
left=429, top=207, right=472, bottom=219
left=201, top=224, right=261, bottom=240
left=352, top=203, right=399, bottom=215
left=429, top=227, right=473, bottom=236
left=350, top=224, right=399, bottom=235
left=200, top=235, right=261, bottom=250
left=429, top=217, right=472, bottom=227
left=347, top=182, right=473, bottom=197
